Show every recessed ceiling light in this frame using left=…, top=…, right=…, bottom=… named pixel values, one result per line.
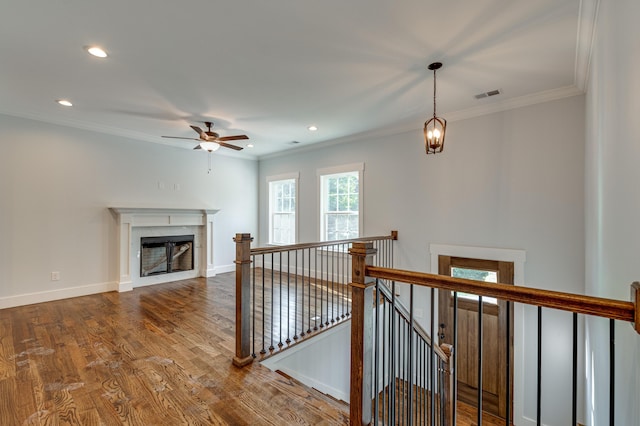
left=86, top=46, right=108, bottom=58
left=308, top=125, right=318, bottom=132
left=247, top=144, right=254, bottom=148
left=56, top=99, right=73, bottom=107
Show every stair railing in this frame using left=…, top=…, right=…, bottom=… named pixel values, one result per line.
left=349, top=241, right=640, bottom=425
left=233, top=231, right=397, bottom=367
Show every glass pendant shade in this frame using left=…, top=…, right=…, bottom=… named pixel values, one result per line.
left=200, top=141, right=220, bottom=152
left=424, top=116, right=446, bottom=154
left=424, top=62, right=446, bottom=155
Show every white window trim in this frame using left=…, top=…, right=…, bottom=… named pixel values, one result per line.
left=317, top=162, right=364, bottom=242
left=267, top=172, right=299, bottom=245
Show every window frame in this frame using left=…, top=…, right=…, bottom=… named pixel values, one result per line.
left=317, top=163, right=364, bottom=242
left=267, top=172, right=299, bottom=245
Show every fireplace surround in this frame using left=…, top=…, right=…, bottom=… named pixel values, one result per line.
left=110, top=207, right=219, bottom=291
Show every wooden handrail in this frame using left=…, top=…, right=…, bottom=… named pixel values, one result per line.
left=250, top=231, right=397, bottom=255
left=367, top=266, right=638, bottom=327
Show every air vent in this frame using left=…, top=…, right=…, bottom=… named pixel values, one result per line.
left=474, top=89, right=501, bottom=99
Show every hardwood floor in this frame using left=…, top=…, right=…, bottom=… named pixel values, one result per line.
left=0, top=272, right=507, bottom=425
left=0, top=274, right=349, bottom=425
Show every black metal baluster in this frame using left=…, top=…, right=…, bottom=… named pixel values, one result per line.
left=408, top=285, right=414, bottom=426
left=506, top=300, right=512, bottom=426
left=330, top=243, right=335, bottom=323
left=536, top=306, right=542, bottom=426
left=390, top=281, right=396, bottom=424
left=314, top=247, right=319, bottom=331
left=404, top=319, right=408, bottom=425
left=260, top=254, right=267, bottom=355
left=478, top=295, right=483, bottom=426
left=252, top=254, right=256, bottom=358
left=325, top=246, right=330, bottom=327
left=320, top=247, right=325, bottom=329
left=453, top=291, right=458, bottom=426
left=269, top=253, right=275, bottom=351
left=374, top=279, right=380, bottom=425
left=610, top=319, right=615, bottom=426
left=286, top=251, right=291, bottom=345
left=294, top=250, right=299, bottom=341
left=418, top=331, right=421, bottom=425
left=383, top=297, right=388, bottom=424
left=301, top=249, right=306, bottom=337
left=572, top=312, right=577, bottom=426
left=422, top=339, right=426, bottom=425
left=308, top=248, right=313, bottom=334
left=278, top=252, right=283, bottom=348
left=430, top=288, right=435, bottom=426
left=337, top=243, right=341, bottom=320
left=340, top=243, right=344, bottom=319
left=341, top=242, right=346, bottom=318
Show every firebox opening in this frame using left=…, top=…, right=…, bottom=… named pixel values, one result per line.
left=140, top=235, right=194, bottom=277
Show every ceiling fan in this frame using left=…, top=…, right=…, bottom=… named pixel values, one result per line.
left=162, top=121, right=248, bottom=152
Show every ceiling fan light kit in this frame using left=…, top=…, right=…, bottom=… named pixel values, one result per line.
left=424, top=62, right=447, bottom=155
left=199, top=141, right=220, bottom=152
left=161, top=121, right=248, bottom=152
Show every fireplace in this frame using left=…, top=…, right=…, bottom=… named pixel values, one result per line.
left=110, top=207, right=220, bottom=292
left=140, top=235, right=194, bottom=277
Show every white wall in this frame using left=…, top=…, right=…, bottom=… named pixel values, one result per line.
left=585, top=1, right=640, bottom=425
left=259, top=95, right=586, bottom=425
left=0, top=113, right=258, bottom=307
left=261, top=321, right=351, bottom=403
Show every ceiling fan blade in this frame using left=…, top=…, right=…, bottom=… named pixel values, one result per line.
left=218, top=135, right=249, bottom=141
left=218, top=142, right=244, bottom=151
left=193, top=145, right=202, bottom=150
left=162, top=136, right=201, bottom=141
left=190, top=125, right=206, bottom=138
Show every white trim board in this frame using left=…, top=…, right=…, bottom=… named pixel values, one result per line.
left=429, top=243, right=527, bottom=426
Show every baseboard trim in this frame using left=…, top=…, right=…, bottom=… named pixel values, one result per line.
left=214, top=264, right=235, bottom=274
left=0, top=281, right=118, bottom=309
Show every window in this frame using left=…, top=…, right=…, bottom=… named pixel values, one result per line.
left=318, top=163, right=364, bottom=241
left=268, top=173, right=298, bottom=245
left=450, top=266, right=498, bottom=304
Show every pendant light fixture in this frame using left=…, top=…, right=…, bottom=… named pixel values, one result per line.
left=424, top=62, right=446, bottom=154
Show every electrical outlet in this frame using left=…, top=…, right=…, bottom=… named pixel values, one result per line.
left=51, top=271, right=60, bottom=281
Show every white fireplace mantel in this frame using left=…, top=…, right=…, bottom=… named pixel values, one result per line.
left=110, top=207, right=220, bottom=292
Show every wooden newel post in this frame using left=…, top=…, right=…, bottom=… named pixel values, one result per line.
left=233, top=233, right=254, bottom=367
left=632, top=282, right=640, bottom=334
left=349, top=242, right=377, bottom=426
left=440, top=343, right=455, bottom=425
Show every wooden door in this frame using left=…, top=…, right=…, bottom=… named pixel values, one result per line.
left=437, top=256, right=513, bottom=420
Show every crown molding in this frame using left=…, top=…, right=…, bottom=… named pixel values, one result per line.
left=574, top=0, right=600, bottom=91
left=445, top=85, right=584, bottom=123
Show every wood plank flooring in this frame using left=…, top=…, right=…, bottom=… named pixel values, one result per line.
left=0, top=272, right=507, bottom=425
left=0, top=274, right=349, bottom=425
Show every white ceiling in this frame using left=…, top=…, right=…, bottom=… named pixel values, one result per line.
left=0, top=0, right=592, bottom=158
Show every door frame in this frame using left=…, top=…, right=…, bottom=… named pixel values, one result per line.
left=438, top=255, right=513, bottom=419
left=429, top=244, right=526, bottom=424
